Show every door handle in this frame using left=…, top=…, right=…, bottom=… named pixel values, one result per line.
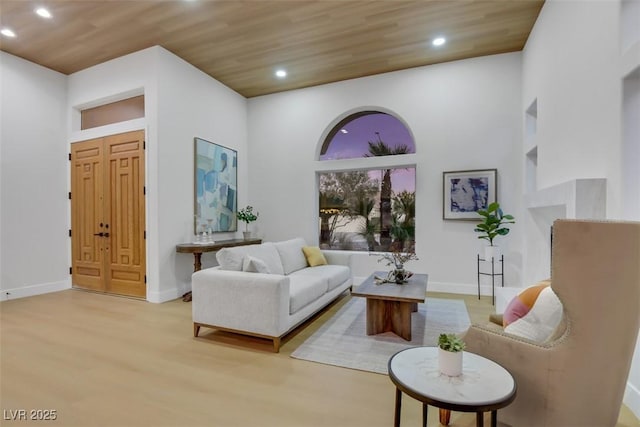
left=93, top=232, right=104, bottom=237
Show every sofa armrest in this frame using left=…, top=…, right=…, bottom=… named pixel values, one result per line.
left=322, top=250, right=353, bottom=268
left=191, top=268, right=290, bottom=337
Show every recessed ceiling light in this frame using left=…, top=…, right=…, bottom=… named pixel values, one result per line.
left=432, top=37, right=446, bottom=46
left=35, top=7, right=52, bottom=18
left=275, top=69, right=287, bottom=78
left=1, top=28, right=16, bottom=38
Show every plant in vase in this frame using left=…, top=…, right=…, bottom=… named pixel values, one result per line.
left=474, top=202, right=515, bottom=260
left=438, top=333, right=466, bottom=377
left=237, top=205, right=259, bottom=239
left=377, top=243, right=418, bottom=284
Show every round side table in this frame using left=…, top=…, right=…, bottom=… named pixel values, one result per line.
left=388, top=347, right=516, bottom=427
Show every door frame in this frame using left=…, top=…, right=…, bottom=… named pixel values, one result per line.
left=69, top=126, right=148, bottom=299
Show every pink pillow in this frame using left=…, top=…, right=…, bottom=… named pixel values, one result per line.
left=503, top=281, right=550, bottom=327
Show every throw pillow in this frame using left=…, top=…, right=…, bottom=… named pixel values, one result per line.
left=504, top=286, right=563, bottom=343
left=503, top=280, right=551, bottom=327
left=242, top=255, right=271, bottom=274
left=302, top=246, right=328, bottom=267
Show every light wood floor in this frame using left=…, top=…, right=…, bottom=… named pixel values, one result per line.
left=1, top=289, right=638, bottom=427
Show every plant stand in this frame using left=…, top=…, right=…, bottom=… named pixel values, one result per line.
left=477, top=254, right=504, bottom=305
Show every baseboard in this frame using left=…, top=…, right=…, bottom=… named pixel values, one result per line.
left=428, top=281, right=479, bottom=295
left=147, top=287, right=184, bottom=304
left=0, top=279, right=71, bottom=301
left=0, top=279, right=186, bottom=305
left=624, top=380, right=640, bottom=420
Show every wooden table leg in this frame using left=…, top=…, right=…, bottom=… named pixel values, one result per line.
left=490, top=410, right=497, bottom=427
left=439, top=409, right=451, bottom=425
left=182, top=252, right=203, bottom=302
left=394, top=388, right=402, bottom=427
left=366, top=299, right=413, bottom=341
left=476, top=411, right=484, bottom=427
left=193, top=252, right=202, bottom=272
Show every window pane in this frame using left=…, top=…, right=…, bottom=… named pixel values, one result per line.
left=320, top=112, right=415, bottom=160
left=318, top=167, right=416, bottom=252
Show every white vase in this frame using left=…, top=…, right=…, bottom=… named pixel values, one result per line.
left=438, top=348, right=463, bottom=377
left=243, top=231, right=252, bottom=240
left=484, top=245, right=501, bottom=261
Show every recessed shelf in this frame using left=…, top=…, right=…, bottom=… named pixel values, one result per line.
left=621, top=41, right=640, bottom=79
left=524, top=99, right=538, bottom=193
left=525, top=178, right=606, bottom=218
left=621, top=0, right=640, bottom=54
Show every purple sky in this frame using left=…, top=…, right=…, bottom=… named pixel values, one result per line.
left=367, top=168, right=415, bottom=194
left=322, top=113, right=416, bottom=193
left=320, top=113, right=415, bottom=160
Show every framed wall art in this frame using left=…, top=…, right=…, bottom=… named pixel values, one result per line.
left=194, top=137, right=238, bottom=233
left=443, top=169, right=497, bottom=220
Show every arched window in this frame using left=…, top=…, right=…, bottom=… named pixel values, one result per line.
left=318, top=111, right=416, bottom=252
left=319, top=111, right=415, bottom=160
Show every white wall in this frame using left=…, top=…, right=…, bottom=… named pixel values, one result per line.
left=522, top=0, right=640, bottom=417
left=67, top=46, right=160, bottom=300
left=622, top=71, right=640, bottom=219
left=0, top=52, right=69, bottom=300
left=67, top=46, right=247, bottom=302
left=248, top=52, right=524, bottom=294
left=522, top=0, right=622, bottom=214
left=155, top=48, right=248, bottom=300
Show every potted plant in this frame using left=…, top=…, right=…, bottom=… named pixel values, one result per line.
left=438, top=333, right=466, bottom=376
left=474, top=202, right=515, bottom=260
left=237, top=205, right=259, bottom=239
left=377, top=242, right=418, bottom=284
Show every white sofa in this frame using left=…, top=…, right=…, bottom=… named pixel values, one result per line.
left=191, top=238, right=353, bottom=352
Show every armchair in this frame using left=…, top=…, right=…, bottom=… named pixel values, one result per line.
left=464, top=220, right=640, bottom=427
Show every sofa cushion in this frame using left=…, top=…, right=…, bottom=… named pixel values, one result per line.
left=216, top=242, right=284, bottom=275
left=290, top=265, right=351, bottom=291
left=274, top=238, right=308, bottom=274
left=288, top=274, right=328, bottom=314
left=242, top=255, right=271, bottom=274
left=302, top=246, right=328, bottom=267
left=504, top=286, right=563, bottom=343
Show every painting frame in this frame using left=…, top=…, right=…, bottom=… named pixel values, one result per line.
left=442, top=169, right=497, bottom=220
left=194, top=137, right=238, bottom=234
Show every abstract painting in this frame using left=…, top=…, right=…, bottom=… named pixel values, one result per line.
left=443, top=169, right=497, bottom=220
left=194, top=137, right=238, bottom=233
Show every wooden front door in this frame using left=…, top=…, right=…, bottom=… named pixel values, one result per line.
left=71, top=130, right=146, bottom=298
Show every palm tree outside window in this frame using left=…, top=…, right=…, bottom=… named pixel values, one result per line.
left=318, top=112, right=416, bottom=252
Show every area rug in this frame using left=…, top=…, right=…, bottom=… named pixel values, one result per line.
left=291, top=297, right=471, bottom=374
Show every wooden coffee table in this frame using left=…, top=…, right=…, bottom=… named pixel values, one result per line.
left=351, top=271, right=428, bottom=341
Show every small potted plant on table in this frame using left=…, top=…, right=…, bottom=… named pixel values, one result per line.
left=438, top=333, right=466, bottom=377
left=237, top=205, right=259, bottom=240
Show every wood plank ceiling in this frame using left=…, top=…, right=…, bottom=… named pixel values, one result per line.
left=0, top=0, right=544, bottom=98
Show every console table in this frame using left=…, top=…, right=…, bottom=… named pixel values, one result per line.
left=176, top=238, right=261, bottom=301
